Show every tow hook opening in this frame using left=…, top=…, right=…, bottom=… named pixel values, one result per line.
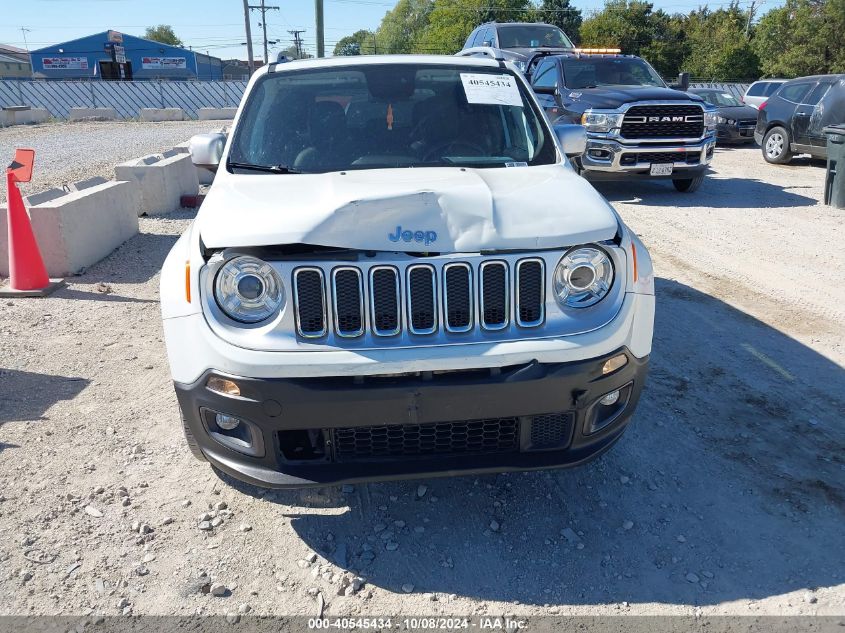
left=279, top=429, right=328, bottom=461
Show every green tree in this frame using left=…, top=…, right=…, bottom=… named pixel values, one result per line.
left=682, top=4, right=759, bottom=80
left=579, top=0, right=686, bottom=77
left=754, top=0, right=845, bottom=77
left=533, top=0, right=583, bottom=44
left=374, top=0, right=435, bottom=53
left=143, top=25, right=183, bottom=47
left=333, top=30, right=376, bottom=56
left=418, top=0, right=533, bottom=54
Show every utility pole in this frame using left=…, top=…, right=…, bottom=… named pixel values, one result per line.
left=249, top=0, right=280, bottom=64
left=288, top=29, right=305, bottom=59
left=242, top=0, right=255, bottom=74
left=745, top=0, right=757, bottom=37
left=315, top=0, right=325, bottom=58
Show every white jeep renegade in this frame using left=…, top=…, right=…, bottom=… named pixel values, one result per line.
left=160, top=54, right=655, bottom=488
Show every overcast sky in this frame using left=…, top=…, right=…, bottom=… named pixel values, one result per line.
left=1, top=0, right=774, bottom=61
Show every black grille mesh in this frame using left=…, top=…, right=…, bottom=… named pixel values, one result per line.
left=333, top=417, right=520, bottom=460
left=295, top=270, right=325, bottom=335
left=517, top=260, right=544, bottom=325
left=621, top=104, right=704, bottom=139
left=334, top=269, right=362, bottom=334
left=481, top=263, right=508, bottom=327
left=445, top=265, right=472, bottom=330
left=621, top=151, right=700, bottom=165
left=408, top=266, right=436, bottom=332
left=529, top=413, right=573, bottom=449
left=371, top=268, right=399, bottom=334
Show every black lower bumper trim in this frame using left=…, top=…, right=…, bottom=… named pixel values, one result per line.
left=174, top=349, right=649, bottom=488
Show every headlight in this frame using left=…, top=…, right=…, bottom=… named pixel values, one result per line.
left=580, top=111, right=624, bottom=133
left=716, top=115, right=727, bottom=124
left=704, top=111, right=719, bottom=130
left=553, top=246, right=614, bottom=308
left=214, top=256, right=284, bottom=323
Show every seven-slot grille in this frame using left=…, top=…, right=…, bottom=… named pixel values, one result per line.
left=292, top=258, right=545, bottom=339
left=620, top=104, right=704, bottom=139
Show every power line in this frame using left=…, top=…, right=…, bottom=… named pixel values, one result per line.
left=249, top=0, right=280, bottom=64
left=288, top=29, right=306, bottom=59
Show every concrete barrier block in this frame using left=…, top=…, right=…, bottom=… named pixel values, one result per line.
left=114, top=153, right=199, bottom=215
left=197, top=107, right=237, bottom=121
left=170, top=141, right=214, bottom=185
left=0, top=107, right=51, bottom=127
left=139, top=108, right=185, bottom=122
left=1, top=180, right=140, bottom=277
left=69, top=107, right=119, bottom=121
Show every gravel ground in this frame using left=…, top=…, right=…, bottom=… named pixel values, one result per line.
left=0, top=120, right=224, bottom=205
left=0, top=145, right=843, bottom=621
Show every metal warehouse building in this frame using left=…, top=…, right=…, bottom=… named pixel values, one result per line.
left=29, top=30, right=222, bottom=81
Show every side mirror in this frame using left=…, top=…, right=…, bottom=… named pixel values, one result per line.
left=481, top=39, right=493, bottom=47
left=532, top=84, right=558, bottom=96
left=554, top=123, right=587, bottom=158
left=671, top=72, right=690, bottom=92
left=189, top=132, right=226, bottom=172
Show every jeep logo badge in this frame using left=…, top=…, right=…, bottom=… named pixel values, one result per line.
left=388, top=225, right=437, bottom=246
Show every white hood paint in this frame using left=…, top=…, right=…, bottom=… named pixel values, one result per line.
left=197, top=165, right=619, bottom=252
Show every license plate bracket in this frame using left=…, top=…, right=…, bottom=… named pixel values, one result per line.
left=649, top=163, right=674, bottom=176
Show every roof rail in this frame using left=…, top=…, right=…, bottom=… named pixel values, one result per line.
left=454, top=46, right=506, bottom=62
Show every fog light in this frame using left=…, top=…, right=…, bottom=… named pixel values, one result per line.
left=215, top=413, right=241, bottom=431
left=602, top=354, right=627, bottom=375
left=600, top=390, right=620, bottom=406
left=207, top=377, right=241, bottom=397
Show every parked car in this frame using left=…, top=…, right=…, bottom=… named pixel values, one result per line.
left=458, top=21, right=574, bottom=73
left=689, top=88, right=758, bottom=144
left=162, top=55, right=655, bottom=489
left=529, top=52, right=717, bottom=192
left=754, top=74, right=845, bottom=163
left=742, top=79, right=787, bottom=108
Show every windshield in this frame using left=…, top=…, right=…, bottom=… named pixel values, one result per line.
left=228, top=64, right=557, bottom=173
left=695, top=91, right=742, bottom=107
left=561, top=57, right=665, bottom=89
left=498, top=25, right=573, bottom=48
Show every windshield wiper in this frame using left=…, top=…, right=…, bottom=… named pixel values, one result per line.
left=227, top=161, right=302, bottom=174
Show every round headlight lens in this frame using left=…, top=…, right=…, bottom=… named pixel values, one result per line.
left=214, top=256, right=284, bottom=323
left=554, top=247, right=614, bottom=308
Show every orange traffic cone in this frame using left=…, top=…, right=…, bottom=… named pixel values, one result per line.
left=1, top=149, right=64, bottom=297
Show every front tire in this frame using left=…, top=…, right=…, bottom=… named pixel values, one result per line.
left=763, top=126, right=793, bottom=164
left=181, top=409, right=207, bottom=462
left=672, top=176, right=704, bottom=193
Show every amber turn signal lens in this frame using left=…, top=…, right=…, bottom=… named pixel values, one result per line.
left=206, top=377, right=241, bottom=397
left=602, top=354, right=628, bottom=375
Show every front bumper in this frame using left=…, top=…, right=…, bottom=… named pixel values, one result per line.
left=715, top=123, right=756, bottom=143
left=176, top=349, right=649, bottom=488
left=580, top=132, right=716, bottom=179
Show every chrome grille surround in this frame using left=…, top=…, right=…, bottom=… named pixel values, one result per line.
left=515, top=258, right=545, bottom=327
left=443, top=262, right=474, bottom=333
left=406, top=264, right=438, bottom=335
left=369, top=266, right=401, bottom=337
left=293, top=267, right=327, bottom=338
left=331, top=266, right=365, bottom=338
left=479, top=260, right=509, bottom=330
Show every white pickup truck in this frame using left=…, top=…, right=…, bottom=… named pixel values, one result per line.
left=160, top=54, right=655, bottom=488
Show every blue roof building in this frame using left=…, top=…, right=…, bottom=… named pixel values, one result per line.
left=30, top=30, right=222, bottom=81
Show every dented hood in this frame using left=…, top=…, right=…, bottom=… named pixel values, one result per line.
left=197, top=165, right=619, bottom=252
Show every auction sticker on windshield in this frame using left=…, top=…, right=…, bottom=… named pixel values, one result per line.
left=460, top=73, right=523, bottom=107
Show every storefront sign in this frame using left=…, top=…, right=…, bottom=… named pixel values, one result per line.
left=42, top=57, right=89, bottom=70
left=141, top=56, right=186, bottom=70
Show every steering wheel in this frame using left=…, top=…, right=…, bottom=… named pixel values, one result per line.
left=423, top=140, right=487, bottom=162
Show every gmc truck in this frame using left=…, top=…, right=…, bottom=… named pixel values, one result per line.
left=530, top=51, right=717, bottom=192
